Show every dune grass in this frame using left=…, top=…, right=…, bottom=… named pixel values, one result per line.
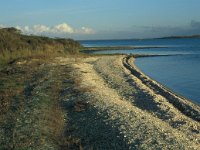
left=0, top=27, right=82, bottom=67
left=0, top=57, right=80, bottom=149
left=0, top=27, right=84, bottom=149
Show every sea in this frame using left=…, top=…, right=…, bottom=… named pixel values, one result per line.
left=80, top=38, right=200, bottom=105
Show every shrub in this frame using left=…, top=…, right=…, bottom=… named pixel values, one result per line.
left=0, top=27, right=82, bottom=65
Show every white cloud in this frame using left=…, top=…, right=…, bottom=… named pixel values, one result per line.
left=0, top=24, right=5, bottom=28
left=16, top=25, right=23, bottom=31
left=52, top=23, right=74, bottom=33
left=33, top=25, right=50, bottom=33
left=12, top=23, right=95, bottom=36
left=77, top=27, right=95, bottom=34
left=24, top=26, right=30, bottom=32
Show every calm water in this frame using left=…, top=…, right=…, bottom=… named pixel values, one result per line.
left=135, top=55, right=200, bottom=104
left=80, top=38, right=200, bottom=104
left=81, top=39, right=200, bottom=104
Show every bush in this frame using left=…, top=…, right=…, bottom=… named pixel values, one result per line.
left=0, top=27, right=82, bottom=65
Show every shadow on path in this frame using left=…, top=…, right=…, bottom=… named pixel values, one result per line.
left=61, top=96, right=129, bottom=150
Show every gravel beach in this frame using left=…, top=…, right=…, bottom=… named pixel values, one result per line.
left=56, top=55, right=200, bottom=149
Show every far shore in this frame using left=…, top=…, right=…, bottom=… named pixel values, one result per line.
left=80, top=45, right=168, bottom=52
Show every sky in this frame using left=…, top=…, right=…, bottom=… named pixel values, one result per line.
left=1, top=0, right=200, bottom=40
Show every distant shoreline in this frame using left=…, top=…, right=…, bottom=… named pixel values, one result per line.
left=80, top=46, right=168, bottom=53
left=157, top=35, right=200, bottom=39
left=79, top=35, right=200, bottom=42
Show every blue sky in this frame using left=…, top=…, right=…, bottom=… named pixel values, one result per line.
left=1, top=0, right=200, bottom=39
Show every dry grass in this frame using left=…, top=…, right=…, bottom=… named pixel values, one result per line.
left=58, top=136, right=83, bottom=150
left=0, top=49, right=64, bottom=66
left=0, top=27, right=82, bottom=67
left=0, top=58, right=70, bottom=149
left=73, top=101, right=90, bottom=112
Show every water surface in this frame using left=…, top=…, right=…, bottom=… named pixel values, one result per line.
left=135, top=55, right=200, bottom=104
left=80, top=38, right=200, bottom=104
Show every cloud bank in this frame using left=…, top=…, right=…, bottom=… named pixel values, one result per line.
left=1, top=20, right=200, bottom=40
left=130, top=20, right=200, bottom=38
left=15, top=23, right=95, bottom=35
left=94, top=20, right=200, bottom=39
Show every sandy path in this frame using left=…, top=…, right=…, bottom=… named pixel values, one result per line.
left=60, top=55, right=200, bottom=149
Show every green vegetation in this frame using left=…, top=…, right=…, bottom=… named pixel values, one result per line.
left=0, top=58, right=80, bottom=149
left=0, top=27, right=81, bottom=66
left=0, top=27, right=84, bottom=149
